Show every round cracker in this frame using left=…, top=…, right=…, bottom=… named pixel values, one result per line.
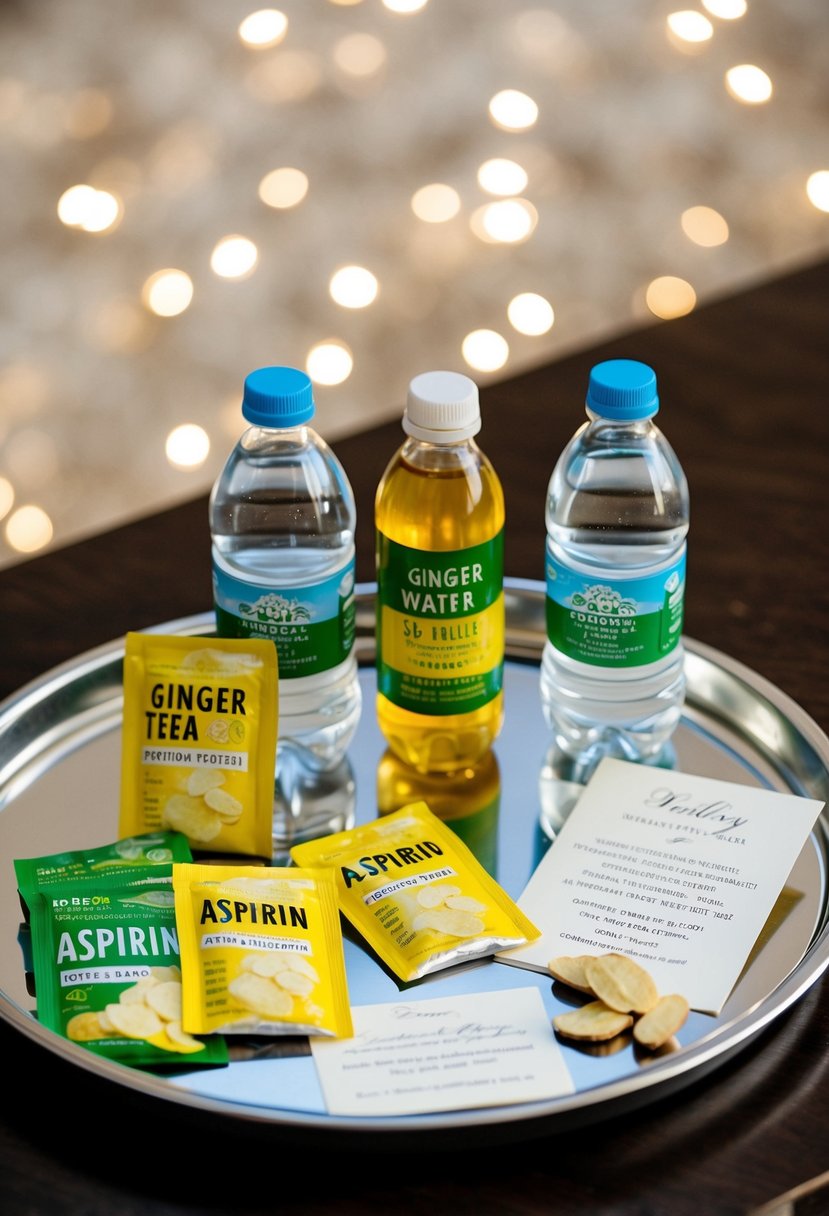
left=228, top=972, right=293, bottom=1019
left=162, top=793, right=222, bottom=843
left=274, top=970, right=315, bottom=997
left=547, top=955, right=596, bottom=995
left=204, top=786, right=243, bottom=820
left=553, top=1000, right=634, bottom=1042
left=584, top=953, right=659, bottom=1014
left=186, top=768, right=227, bottom=796
left=105, top=1001, right=164, bottom=1040
left=66, top=1011, right=106, bottom=1042
left=633, top=993, right=690, bottom=1050
left=144, top=979, right=183, bottom=1023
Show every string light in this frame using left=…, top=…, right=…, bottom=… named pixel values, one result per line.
left=238, top=10, right=288, bottom=49
left=329, top=266, right=379, bottom=308
left=806, top=171, right=829, bottom=213
left=258, top=167, right=309, bottom=209
left=306, top=341, right=353, bottom=385
left=165, top=424, right=210, bottom=469
left=462, top=329, right=509, bottom=372
left=681, top=206, right=729, bottom=246
left=210, top=236, right=259, bottom=279
left=57, top=184, right=121, bottom=233
left=5, top=505, right=53, bottom=555
left=508, top=293, right=554, bottom=335
left=477, top=158, right=528, bottom=197
left=411, top=183, right=461, bottom=223
left=666, top=11, right=714, bottom=46
left=488, top=89, right=538, bottom=131
left=141, top=270, right=194, bottom=317
left=701, top=0, right=747, bottom=18
left=645, top=276, right=697, bottom=319
left=725, top=64, right=773, bottom=104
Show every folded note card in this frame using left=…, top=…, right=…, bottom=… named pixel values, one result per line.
left=497, top=758, right=824, bottom=1014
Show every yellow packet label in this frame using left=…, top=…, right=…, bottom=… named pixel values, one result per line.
left=172, top=862, right=353, bottom=1038
left=119, top=634, right=278, bottom=860
left=291, top=801, right=540, bottom=983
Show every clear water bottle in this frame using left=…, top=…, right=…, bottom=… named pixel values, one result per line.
left=539, top=358, right=689, bottom=787
left=375, top=370, right=505, bottom=773
left=210, top=365, right=361, bottom=773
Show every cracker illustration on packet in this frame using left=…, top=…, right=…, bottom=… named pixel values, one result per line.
left=118, top=633, right=278, bottom=859
left=291, top=800, right=540, bottom=983
left=173, top=863, right=353, bottom=1038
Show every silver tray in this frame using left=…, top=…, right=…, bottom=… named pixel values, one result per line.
left=0, top=579, right=827, bottom=1143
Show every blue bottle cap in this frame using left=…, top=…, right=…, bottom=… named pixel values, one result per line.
left=241, top=366, right=316, bottom=427
left=586, top=359, right=659, bottom=420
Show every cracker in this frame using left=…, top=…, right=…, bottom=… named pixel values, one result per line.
left=164, top=1021, right=206, bottom=1054
left=274, top=970, right=315, bottom=997
left=66, top=1011, right=107, bottom=1042
left=283, top=954, right=319, bottom=982
left=204, top=786, right=243, bottom=820
left=145, top=979, right=183, bottom=1023
left=553, top=1000, right=634, bottom=1042
left=105, top=1001, right=165, bottom=1040
left=413, top=907, right=484, bottom=937
left=186, top=769, right=227, bottom=796
left=547, top=955, right=596, bottom=995
left=444, top=894, right=487, bottom=913
left=633, top=994, right=690, bottom=1049
left=241, top=952, right=288, bottom=977
left=119, top=975, right=159, bottom=1004
left=584, top=953, right=659, bottom=1014
left=228, top=971, right=294, bottom=1019
left=162, top=793, right=222, bottom=843
left=415, top=883, right=460, bottom=909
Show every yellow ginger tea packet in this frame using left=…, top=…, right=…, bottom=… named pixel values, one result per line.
left=173, top=863, right=353, bottom=1038
left=119, top=633, right=278, bottom=860
left=291, top=801, right=540, bottom=983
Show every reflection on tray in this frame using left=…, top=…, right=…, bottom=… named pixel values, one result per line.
left=376, top=748, right=501, bottom=878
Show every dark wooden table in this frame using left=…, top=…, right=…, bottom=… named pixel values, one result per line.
left=1, top=257, right=827, bottom=1215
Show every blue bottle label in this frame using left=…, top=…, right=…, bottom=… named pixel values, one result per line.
left=212, top=561, right=356, bottom=679
left=545, top=551, right=685, bottom=668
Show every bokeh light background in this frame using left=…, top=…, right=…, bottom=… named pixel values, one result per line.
left=0, top=0, right=827, bottom=567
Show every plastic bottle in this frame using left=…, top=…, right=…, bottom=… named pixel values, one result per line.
left=375, top=369, right=505, bottom=773
left=539, top=358, right=689, bottom=785
left=210, top=365, right=361, bottom=773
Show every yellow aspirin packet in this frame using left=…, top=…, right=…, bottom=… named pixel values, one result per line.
left=119, top=634, right=278, bottom=860
left=290, top=801, right=540, bottom=983
left=172, top=862, right=353, bottom=1038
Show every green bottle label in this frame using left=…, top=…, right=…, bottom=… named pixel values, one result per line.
left=545, top=550, right=686, bottom=668
left=376, top=533, right=504, bottom=715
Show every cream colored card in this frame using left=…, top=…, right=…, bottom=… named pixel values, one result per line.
left=497, top=757, right=824, bottom=1015
left=310, top=987, right=574, bottom=1117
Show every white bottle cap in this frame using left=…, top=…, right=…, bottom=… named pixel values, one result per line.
left=403, top=370, right=482, bottom=443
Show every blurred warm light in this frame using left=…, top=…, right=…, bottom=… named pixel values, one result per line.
left=725, top=64, right=773, bottom=104
left=238, top=9, right=288, bottom=48
left=141, top=269, right=194, bottom=317
left=329, top=265, right=378, bottom=308
left=702, top=0, right=747, bottom=18
left=328, top=0, right=364, bottom=6
left=645, top=276, right=697, bottom=319
left=333, top=33, right=387, bottom=77
left=165, top=424, right=210, bottom=469
left=306, top=341, right=353, bottom=385
left=0, top=477, right=14, bottom=521
left=477, top=158, right=528, bottom=197
left=88, top=299, right=153, bottom=354
left=5, top=504, right=53, bottom=554
left=210, top=235, right=258, bottom=279
left=245, top=51, right=321, bottom=102
left=806, top=170, right=829, bottom=213
left=681, top=205, right=729, bottom=246
left=64, top=88, right=113, bottom=139
left=462, top=329, right=509, bottom=373
left=508, top=293, right=554, bottom=335
left=258, top=166, right=308, bottom=209
left=6, top=428, right=59, bottom=485
left=382, top=0, right=429, bottom=13
left=666, top=11, right=714, bottom=45
left=411, top=183, right=461, bottom=223
left=57, top=184, right=121, bottom=233
left=488, top=89, right=538, bottom=131
left=471, top=198, right=538, bottom=244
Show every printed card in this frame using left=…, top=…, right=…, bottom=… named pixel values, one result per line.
left=497, top=758, right=824, bottom=1014
left=310, top=987, right=574, bottom=1116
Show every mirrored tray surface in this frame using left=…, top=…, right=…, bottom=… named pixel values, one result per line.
left=0, top=579, right=827, bottom=1142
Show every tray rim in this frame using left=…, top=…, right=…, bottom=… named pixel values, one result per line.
left=1, top=578, right=828, bottom=1140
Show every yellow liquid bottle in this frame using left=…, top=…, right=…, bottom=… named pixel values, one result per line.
left=375, top=370, right=505, bottom=772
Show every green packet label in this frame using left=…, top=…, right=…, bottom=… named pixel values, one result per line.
left=14, top=830, right=193, bottom=920
left=29, top=873, right=228, bottom=1071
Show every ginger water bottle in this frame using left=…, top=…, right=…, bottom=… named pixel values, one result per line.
left=375, top=370, right=505, bottom=772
